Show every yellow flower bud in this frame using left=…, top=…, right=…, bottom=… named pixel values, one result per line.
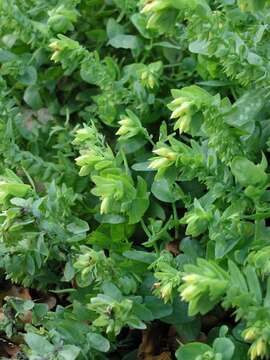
left=182, top=274, right=201, bottom=284
left=141, top=0, right=168, bottom=13
left=181, top=284, right=197, bottom=301
left=170, top=97, right=188, bottom=107
left=175, top=113, right=192, bottom=134
left=148, top=74, right=156, bottom=89
left=141, top=1, right=158, bottom=13
left=148, top=158, right=170, bottom=170
left=118, top=117, right=133, bottom=127
left=50, top=50, right=60, bottom=62
left=161, top=283, right=173, bottom=302
left=256, top=338, right=267, bottom=357
left=116, top=126, right=130, bottom=136
left=141, top=71, right=148, bottom=81
left=243, top=327, right=257, bottom=342
left=49, top=41, right=60, bottom=51
left=170, top=102, right=191, bottom=119
left=249, top=338, right=267, bottom=360
left=100, top=197, right=110, bottom=214
left=75, top=154, right=91, bottom=166
left=153, top=147, right=177, bottom=160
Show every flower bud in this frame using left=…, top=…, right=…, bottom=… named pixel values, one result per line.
left=118, top=117, right=133, bottom=127
left=170, top=97, right=188, bottom=107
left=148, top=74, right=156, bottom=89
left=49, top=41, right=60, bottom=51
left=141, top=71, right=148, bottom=81
left=75, top=154, right=92, bottom=166
left=148, top=157, right=170, bottom=170
left=116, top=126, right=131, bottom=136
left=141, top=0, right=169, bottom=13
left=170, top=102, right=191, bottom=119
left=243, top=327, right=258, bottom=342
left=153, top=147, right=177, bottom=160
left=174, top=113, right=192, bottom=134
left=141, top=1, right=159, bottom=13
left=182, top=274, right=201, bottom=284
left=249, top=338, right=267, bottom=360
left=50, top=50, right=60, bottom=62
left=100, top=197, right=110, bottom=214
left=181, top=284, right=197, bottom=301
left=160, top=283, right=173, bottom=302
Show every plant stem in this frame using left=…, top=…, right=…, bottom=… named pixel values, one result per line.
left=172, top=202, right=179, bottom=239
left=120, top=148, right=130, bottom=176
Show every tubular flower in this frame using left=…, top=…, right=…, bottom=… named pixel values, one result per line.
left=141, top=0, right=171, bottom=14
left=148, top=147, right=177, bottom=170
left=168, top=97, right=193, bottom=134
left=116, top=110, right=145, bottom=141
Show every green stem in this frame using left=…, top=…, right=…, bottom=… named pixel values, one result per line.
left=147, top=134, right=155, bottom=147
left=22, top=166, right=36, bottom=192
left=120, top=148, right=130, bottom=176
left=164, top=63, right=181, bottom=68
left=172, top=202, right=179, bottom=240
left=143, top=129, right=155, bottom=147
left=140, top=219, right=159, bottom=254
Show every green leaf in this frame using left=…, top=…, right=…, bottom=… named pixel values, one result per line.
left=106, top=18, right=124, bottom=39
left=67, top=218, right=89, bottom=234
left=189, top=40, right=208, bottom=55
left=123, top=250, right=157, bottom=264
left=144, top=296, right=173, bottom=319
left=228, top=260, right=248, bottom=293
left=128, top=177, right=149, bottom=224
left=23, top=85, right=43, bottom=109
left=151, top=178, right=184, bottom=203
left=231, top=157, right=267, bottom=187
left=25, top=333, right=54, bottom=354
left=244, top=265, right=262, bottom=304
left=63, top=261, right=75, bottom=281
left=108, top=35, right=141, bottom=49
left=19, top=66, right=37, bottom=85
left=213, top=338, right=235, bottom=360
left=58, top=345, right=80, bottom=360
left=87, top=333, right=110, bottom=352
left=131, top=13, right=153, bottom=39
left=175, top=343, right=212, bottom=360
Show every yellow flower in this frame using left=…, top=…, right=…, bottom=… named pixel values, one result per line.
left=50, top=50, right=60, bottom=62
left=170, top=102, right=191, bottom=119
left=174, top=113, right=192, bottom=134
left=116, top=126, right=131, bottom=136
left=100, top=197, right=110, bottom=214
left=153, top=147, right=177, bottom=160
left=181, top=284, right=197, bottom=301
left=49, top=41, right=60, bottom=51
left=148, top=158, right=170, bottom=170
left=118, top=117, right=133, bottom=127
left=170, top=97, right=188, bottom=107
left=160, top=283, right=173, bottom=302
left=141, top=0, right=170, bottom=14
left=249, top=338, right=267, bottom=360
left=141, top=0, right=160, bottom=13
left=243, top=327, right=258, bottom=342
left=182, top=274, right=201, bottom=284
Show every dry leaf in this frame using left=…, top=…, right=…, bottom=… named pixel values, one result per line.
left=0, top=338, right=20, bottom=358
left=138, top=324, right=172, bottom=360
left=165, top=240, right=180, bottom=256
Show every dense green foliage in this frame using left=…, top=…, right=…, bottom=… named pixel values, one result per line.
left=1, top=0, right=270, bottom=359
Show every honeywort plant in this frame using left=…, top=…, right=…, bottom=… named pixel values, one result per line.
left=1, top=0, right=270, bottom=359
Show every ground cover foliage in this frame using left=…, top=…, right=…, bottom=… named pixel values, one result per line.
left=1, top=0, right=270, bottom=359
